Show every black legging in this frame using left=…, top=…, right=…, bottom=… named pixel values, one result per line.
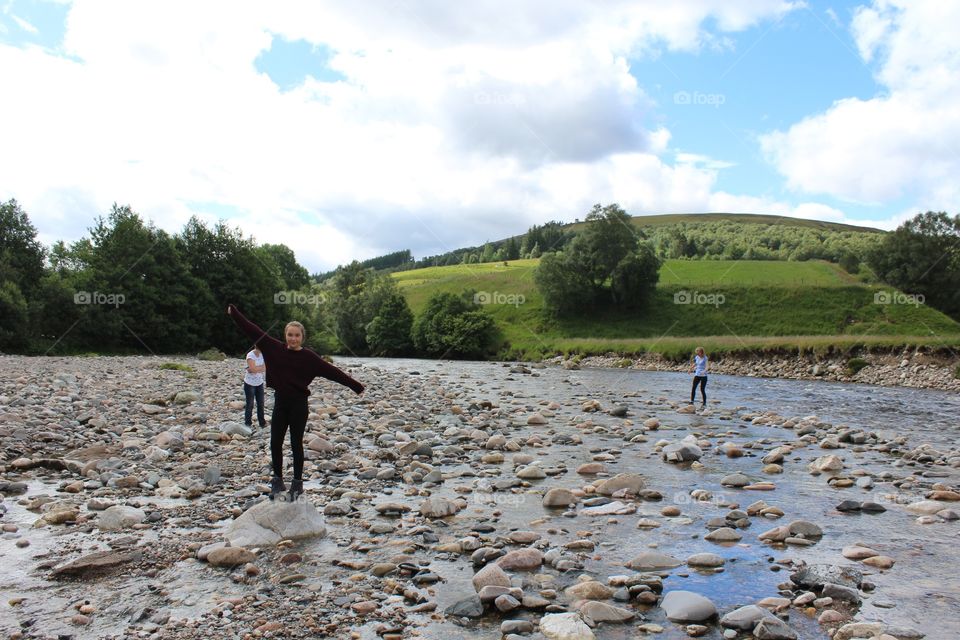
left=691, top=376, right=707, bottom=404
left=271, top=392, right=309, bottom=480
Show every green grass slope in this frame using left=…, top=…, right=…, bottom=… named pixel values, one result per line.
left=393, top=259, right=960, bottom=359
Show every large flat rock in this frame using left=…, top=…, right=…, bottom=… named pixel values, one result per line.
left=224, top=499, right=327, bottom=547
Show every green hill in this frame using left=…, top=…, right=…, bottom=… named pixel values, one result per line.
left=393, top=258, right=960, bottom=359
left=570, top=212, right=884, bottom=234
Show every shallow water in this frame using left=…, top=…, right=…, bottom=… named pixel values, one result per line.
left=2, top=358, right=959, bottom=639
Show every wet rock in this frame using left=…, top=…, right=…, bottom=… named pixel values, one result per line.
left=497, top=548, right=544, bottom=571
left=906, top=500, right=950, bottom=516
left=662, top=437, right=703, bottom=463
left=207, top=546, right=255, bottom=567
left=791, top=564, right=863, bottom=590
left=705, top=527, right=742, bottom=543
left=472, top=563, right=511, bottom=591
left=721, top=473, right=751, bottom=487
left=660, top=590, right=717, bottom=622
left=625, top=551, right=682, bottom=571
left=543, top=488, right=579, bottom=508
left=720, top=605, right=773, bottom=630
left=833, top=622, right=884, bottom=640
left=539, top=612, right=595, bottom=640
left=595, top=473, right=645, bottom=496
left=445, top=595, right=484, bottom=618
left=517, top=465, right=547, bottom=480
left=821, top=583, right=861, bottom=604
left=225, top=500, right=327, bottom=547
left=97, top=505, right=146, bottom=531
left=578, top=600, right=635, bottom=622
left=52, top=550, right=142, bottom=577
left=753, top=617, right=798, bottom=639
left=687, top=553, right=725, bottom=568
left=419, top=496, right=461, bottom=518
left=564, top=581, right=614, bottom=600
left=809, top=455, right=844, bottom=472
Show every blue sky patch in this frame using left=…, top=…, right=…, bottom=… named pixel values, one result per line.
left=254, top=35, right=345, bottom=91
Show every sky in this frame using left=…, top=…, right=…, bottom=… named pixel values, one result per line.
left=1, top=0, right=958, bottom=273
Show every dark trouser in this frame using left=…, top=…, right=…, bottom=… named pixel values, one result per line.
left=271, top=392, right=309, bottom=481
left=244, top=382, right=265, bottom=426
left=691, top=376, right=707, bottom=404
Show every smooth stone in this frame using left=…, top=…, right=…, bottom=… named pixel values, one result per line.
left=660, top=590, right=717, bottom=622
left=578, top=600, right=635, bottom=623
left=539, top=612, right=596, bottom=640
left=705, top=527, right=742, bottom=543
left=496, top=548, right=544, bottom=571
left=625, top=551, right=682, bottom=571
left=472, top=563, right=512, bottom=591
left=565, top=581, right=614, bottom=601
left=687, top=553, right=725, bottom=568
left=207, top=546, right=255, bottom=567
left=225, top=500, right=327, bottom=547
left=543, top=488, right=579, bottom=508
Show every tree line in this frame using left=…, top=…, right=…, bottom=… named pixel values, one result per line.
left=0, top=200, right=497, bottom=358
left=1, top=198, right=956, bottom=359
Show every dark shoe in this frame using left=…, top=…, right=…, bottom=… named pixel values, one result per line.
left=269, top=476, right=286, bottom=501
left=289, top=478, right=304, bottom=502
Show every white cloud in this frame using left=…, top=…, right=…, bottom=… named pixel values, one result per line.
left=761, top=0, right=960, bottom=210
left=0, top=0, right=850, bottom=273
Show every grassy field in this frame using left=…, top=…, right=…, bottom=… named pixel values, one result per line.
left=392, top=258, right=960, bottom=359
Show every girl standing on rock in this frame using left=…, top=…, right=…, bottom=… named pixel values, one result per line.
left=689, top=346, right=708, bottom=409
left=227, top=304, right=365, bottom=501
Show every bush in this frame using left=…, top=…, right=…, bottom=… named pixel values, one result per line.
left=160, top=362, right=193, bottom=371
left=412, top=291, right=497, bottom=359
left=198, top=348, right=226, bottom=361
left=954, top=364, right=960, bottom=380
left=846, top=357, right=868, bottom=376
left=614, top=358, right=633, bottom=368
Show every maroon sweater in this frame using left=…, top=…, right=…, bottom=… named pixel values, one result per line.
left=228, top=304, right=364, bottom=397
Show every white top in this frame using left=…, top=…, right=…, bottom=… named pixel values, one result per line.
left=244, top=350, right=265, bottom=386
left=693, top=354, right=708, bottom=377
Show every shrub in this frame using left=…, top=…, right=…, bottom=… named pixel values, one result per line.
left=846, top=357, right=868, bottom=376
left=198, top=348, right=226, bottom=361
left=160, top=362, right=193, bottom=372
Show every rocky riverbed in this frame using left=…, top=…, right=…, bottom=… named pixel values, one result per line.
left=551, top=350, right=960, bottom=393
left=1, top=355, right=958, bottom=640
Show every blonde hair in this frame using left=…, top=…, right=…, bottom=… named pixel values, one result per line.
left=695, top=346, right=705, bottom=355
left=285, top=321, right=306, bottom=340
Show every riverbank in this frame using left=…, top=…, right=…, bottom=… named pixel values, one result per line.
left=1, top=355, right=958, bottom=640
left=546, top=348, right=960, bottom=392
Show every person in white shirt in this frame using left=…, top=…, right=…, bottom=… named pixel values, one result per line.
left=689, top=346, right=708, bottom=408
left=244, top=346, right=267, bottom=427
